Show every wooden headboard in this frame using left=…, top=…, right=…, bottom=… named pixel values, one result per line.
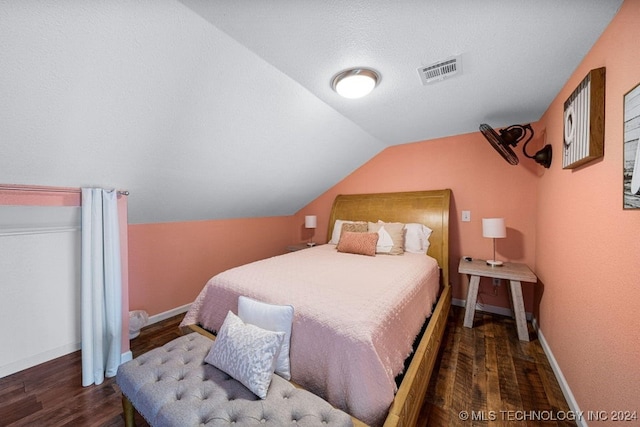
left=327, top=189, right=451, bottom=287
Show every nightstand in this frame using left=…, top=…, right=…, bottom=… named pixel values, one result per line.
left=286, top=243, right=317, bottom=252
left=458, top=257, right=537, bottom=341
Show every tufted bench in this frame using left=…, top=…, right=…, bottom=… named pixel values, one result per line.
left=116, top=333, right=354, bottom=427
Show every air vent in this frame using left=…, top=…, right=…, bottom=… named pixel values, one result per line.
left=418, top=55, right=461, bottom=85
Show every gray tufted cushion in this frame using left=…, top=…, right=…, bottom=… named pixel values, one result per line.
left=117, top=333, right=353, bottom=427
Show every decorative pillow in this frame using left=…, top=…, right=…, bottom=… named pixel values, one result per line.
left=341, top=221, right=368, bottom=234
left=328, top=219, right=347, bottom=244
left=237, top=296, right=294, bottom=380
left=404, top=223, right=433, bottom=254
left=368, top=221, right=405, bottom=255
left=204, top=311, right=284, bottom=399
left=373, top=225, right=394, bottom=253
left=336, top=231, right=378, bottom=256
left=328, top=220, right=366, bottom=244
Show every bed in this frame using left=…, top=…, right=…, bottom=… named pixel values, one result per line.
left=180, top=189, right=452, bottom=427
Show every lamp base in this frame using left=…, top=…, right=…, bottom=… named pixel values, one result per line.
left=486, top=259, right=503, bottom=267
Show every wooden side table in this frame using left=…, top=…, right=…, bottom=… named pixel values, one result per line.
left=286, top=243, right=317, bottom=252
left=458, top=258, right=537, bottom=341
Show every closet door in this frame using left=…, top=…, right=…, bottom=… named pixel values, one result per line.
left=0, top=206, right=81, bottom=378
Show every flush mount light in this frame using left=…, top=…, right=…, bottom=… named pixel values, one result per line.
left=331, top=68, right=380, bottom=99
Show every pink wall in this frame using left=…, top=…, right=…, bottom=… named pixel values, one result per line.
left=0, top=185, right=81, bottom=206
left=535, top=0, right=639, bottom=420
left=295, top=131, right=541, bottom=311
left=0, top=186, right=130, bottom=354
left=127, top=216, right=295, bottom=316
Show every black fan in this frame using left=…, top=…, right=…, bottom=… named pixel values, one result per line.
left=479, top=123, right=552, bottom=168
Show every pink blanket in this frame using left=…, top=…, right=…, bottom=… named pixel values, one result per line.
left=180, top=245, right=440, bottom=426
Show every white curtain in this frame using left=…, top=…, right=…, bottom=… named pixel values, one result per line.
left=81, top=188, right=122, bottom=386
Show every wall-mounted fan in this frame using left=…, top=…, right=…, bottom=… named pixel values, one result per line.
left=479, top=123, right=552, bottom=168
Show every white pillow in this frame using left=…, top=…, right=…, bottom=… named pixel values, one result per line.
left=329, top=219, right=348, bottom=244
left=204, top=311, right=284, bottom=399
left=375, top=225, right=394, bottom=254
left=238, top=296, right=294, bottom=380
left=404, top=223, right=433, bottom=253
left=369, top=221, right=405, bottom=255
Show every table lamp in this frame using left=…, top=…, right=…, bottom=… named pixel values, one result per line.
left=482, top=218, right=506, bottom=266
left=305, top=215, right=317, bottom=246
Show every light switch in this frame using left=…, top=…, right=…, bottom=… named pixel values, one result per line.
left=462, top=210, right=471, bottom=222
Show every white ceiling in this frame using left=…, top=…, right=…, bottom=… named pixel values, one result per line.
left=183, top=0, right=622, bottom=144
left=0, top=1, right=623, bottom=223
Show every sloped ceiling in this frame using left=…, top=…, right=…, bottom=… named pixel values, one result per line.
left=0, top=1, right=622, bottom=224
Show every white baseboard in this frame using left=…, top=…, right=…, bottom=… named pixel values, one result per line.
left=0, top=341, right=80, bottom=379
left=452, top=298, right=533, bottom=321
left=531, top=318, right=585, bottom=427
left=455, top=298, right=584, bottom=425
left=147, top=303, right=191, bottom=326
left=3, top=345, right=138, bottom=379
left=120, top=350, right=133, bottom=364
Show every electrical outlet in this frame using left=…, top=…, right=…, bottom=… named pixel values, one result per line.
left=492, top=278, right=501, bottom=286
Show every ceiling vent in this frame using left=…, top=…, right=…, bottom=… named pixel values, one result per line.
left=418, top=55, right=461, bottom=85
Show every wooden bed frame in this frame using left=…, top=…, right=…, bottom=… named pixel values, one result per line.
left=326, top=189, right=451, bottom=427
left=185, top=189, right=452, bottom=427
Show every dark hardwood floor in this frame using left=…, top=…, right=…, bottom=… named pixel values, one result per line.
left=0, top=319, right=181, bottom=427
left=0, top=306, right=572, bottom=426
left=420, top=307, right=573, bottom=427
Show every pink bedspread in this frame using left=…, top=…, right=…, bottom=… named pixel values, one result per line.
left=180, top=244, right=440, bottom=426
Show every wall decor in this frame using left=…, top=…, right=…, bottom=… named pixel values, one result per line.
left=563, top=67, right=606, bottom=169
left=624, top=82, right=640, bottom=209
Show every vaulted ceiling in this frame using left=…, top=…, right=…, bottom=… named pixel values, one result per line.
left=0, top=1, right=622, bottom=223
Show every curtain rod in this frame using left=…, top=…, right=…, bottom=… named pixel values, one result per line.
left=0, top=184, right=129, bottom=196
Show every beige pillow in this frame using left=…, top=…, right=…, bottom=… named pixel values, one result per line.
left=368, top=221, right=405, bottom=255
left=329, top=220, right=367, bottom=244
left=336, top=231, right=378, bottom=256
left=341, top=221, right=367, bottom=234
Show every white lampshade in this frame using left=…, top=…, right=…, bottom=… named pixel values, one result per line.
left=332, top=69, right=379, bottom=99
left=482, top=218, right=506, bottom=238
left=482, top=218, right=506, bottom=266
left=304, top=215, right=317, bottom=229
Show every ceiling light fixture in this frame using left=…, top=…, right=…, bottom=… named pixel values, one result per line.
left=331, top=68, right=380, bottom=99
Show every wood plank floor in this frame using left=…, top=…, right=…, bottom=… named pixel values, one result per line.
left=420, top=307, right=574, bottom=427
left=0, top=306, right=573, bottom=426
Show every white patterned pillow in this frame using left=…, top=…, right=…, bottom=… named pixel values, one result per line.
left=204, top=311, right=285, bottom=399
